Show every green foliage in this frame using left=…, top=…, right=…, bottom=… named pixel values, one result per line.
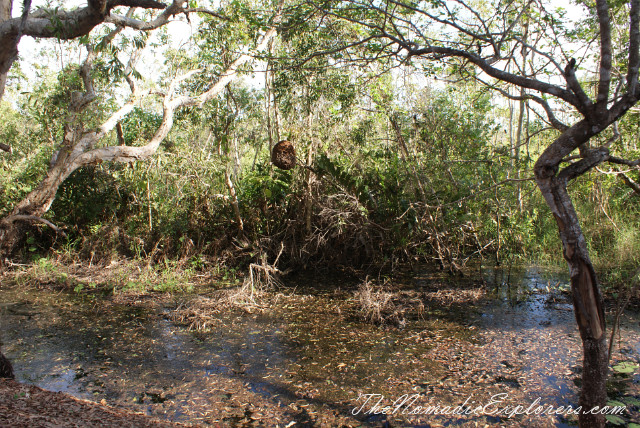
left=120, top=108, right=163, bottom=145
left=2, top=0, right=640, bottom=282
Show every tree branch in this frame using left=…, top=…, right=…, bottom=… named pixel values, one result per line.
left=472, top=74, right=569, bottom=131
left=607, top=156, right=640, bottom=167
left=0, top=0, right=171, bottom=77
left=628, top=0, right=640, bottom=96
left=619, top=172, right=640, bottom=195
left=72, top=0, right=283, bottom=166
left=558, top=147, right=610, bottom=183
left=404, top=43, right=581, bottom=109
left=5, top=214, right=66, bottom=236
left=595, top=0, right=612, bottom=110
left=563, top=58, right=594, bottom=117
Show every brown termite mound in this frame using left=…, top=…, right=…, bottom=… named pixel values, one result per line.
left=271, top=140, right=296, bottom=170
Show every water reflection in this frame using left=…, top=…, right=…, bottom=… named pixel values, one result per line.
left=0, top=266, right=638, bottom=427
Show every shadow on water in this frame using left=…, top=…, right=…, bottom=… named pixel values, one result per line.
left=0, top=265, right=638, bottom=427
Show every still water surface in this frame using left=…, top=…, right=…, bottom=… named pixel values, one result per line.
left=1, top=267, right=638, bottom=426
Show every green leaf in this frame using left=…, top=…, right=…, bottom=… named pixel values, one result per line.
left=604, top=415, right=625, bottom=425
left=622, top=397, right=640, bottom=406
left=612, top=361, right=639, bottom=374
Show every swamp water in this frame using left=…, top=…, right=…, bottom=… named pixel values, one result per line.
left=1, top=267, right=639, bottom=427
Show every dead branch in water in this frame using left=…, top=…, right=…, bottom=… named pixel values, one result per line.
left=228, top=243, right=285, bottom=310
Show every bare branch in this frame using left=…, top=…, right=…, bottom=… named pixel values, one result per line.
left=406, top=44, right=580, bottom=108
left=105, top=0, right=185, bottom=30
left=558, top=147, right=610, bottom=183
left=563, top=58, right=594, bottom=116
left=472, top=74, right=568, bottom=131
left=620, top=172, right=640, bottom=195
left=607, top=156, right=640, bottom=167
left=6, top=215, right=66, bottom=236
left=74, top=0, right=284, bottom=166
left=183, top=8, right=229, bottom=20
left=628, top=0, right=640, bottom=95
left=595, top=0, right=612, bottom=109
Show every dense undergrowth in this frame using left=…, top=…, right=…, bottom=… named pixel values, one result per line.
left=1, top=49, right=640, bottom=293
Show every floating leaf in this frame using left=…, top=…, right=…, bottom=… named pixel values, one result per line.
left=612, top=361, right=639, bottom=374
left=605, top=415, right=626, bottom=425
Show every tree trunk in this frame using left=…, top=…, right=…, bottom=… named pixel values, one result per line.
left=0, top=156, right=76, bottom=258
left=535, top=149, right=608, bottom=428
left=224, top=168, right=243, bottom=232
left=0, top=0, right=13, bottom=101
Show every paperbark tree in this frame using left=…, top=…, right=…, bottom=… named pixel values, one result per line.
left=0, top=2, right=283, bottom=258
left=308, top=0, right=640, bottom=426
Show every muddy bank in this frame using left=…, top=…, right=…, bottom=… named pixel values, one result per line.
left=1, top=266, right=639, bottom=427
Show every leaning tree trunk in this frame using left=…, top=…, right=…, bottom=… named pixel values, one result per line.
left=538, top=179, right=607, bottom=428
left=535, top=124, right=608, bottom=428
left=0, top=149, right=79, bottom=258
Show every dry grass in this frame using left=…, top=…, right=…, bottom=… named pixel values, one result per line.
left=354, top=277, right=406, bottom=326
left=2, top=254, right=203, bottom=296
left=422, top=287, right=486, bottom=306
left=169, top=295, right=228, bottom=331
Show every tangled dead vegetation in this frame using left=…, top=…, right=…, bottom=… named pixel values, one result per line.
left=422, top=288, right=486, bottom=306
left=354, top=277, right=422, bottom=327
left=355, top=277, right=398, bottom=325
left=272, top=192, right=387, bottom=270
left=228, top=245, right=285, bottom=310
left=354, top=275, right=487, bottom=327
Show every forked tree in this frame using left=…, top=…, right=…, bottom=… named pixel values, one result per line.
left=308, top=0, right=640, bottom=426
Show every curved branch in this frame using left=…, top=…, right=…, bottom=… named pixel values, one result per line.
left=0, top=0, right=169, bottom=75
left=5, top=215, right=66, bottom=236
left=472, top=74, right=569, bottom=131
left=73, top=1, right=283, bottom=166
left=404, top=43, right=580, bottom=108
left=558, top=147, right=610, bottom=183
